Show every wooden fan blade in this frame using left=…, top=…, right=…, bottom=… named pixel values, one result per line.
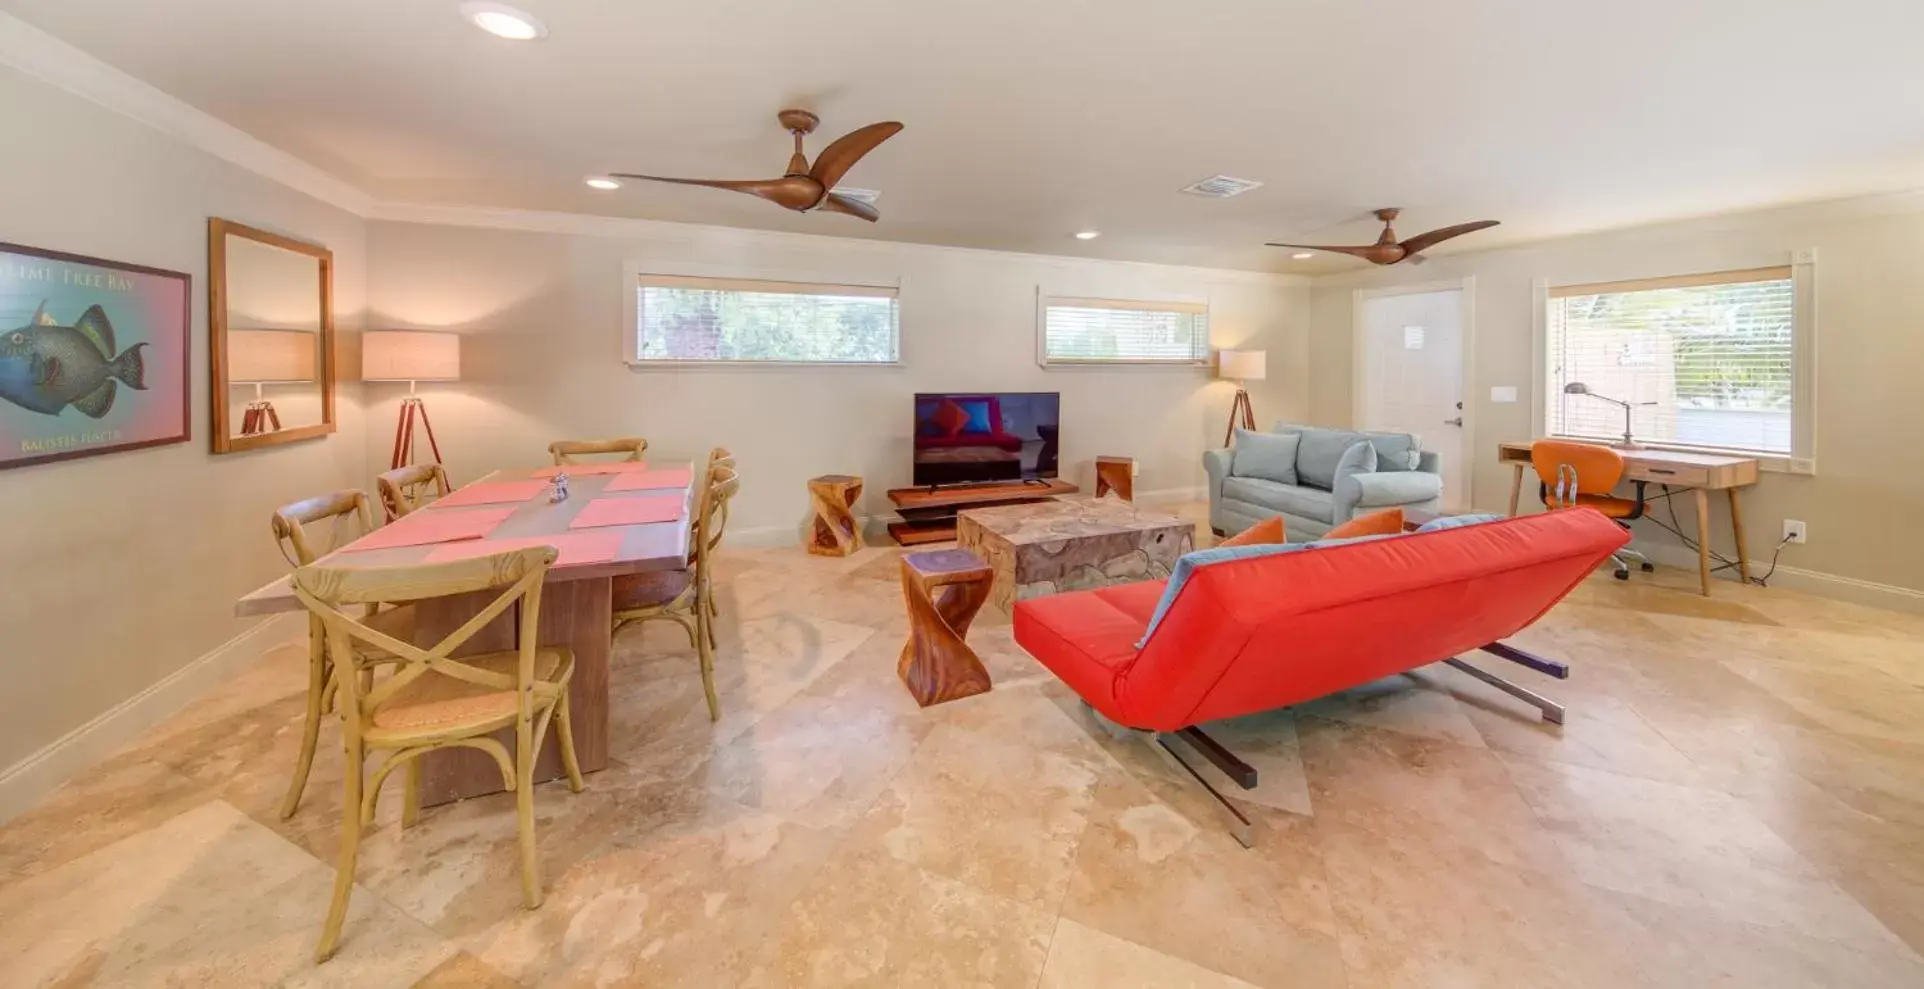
left=807, top=122, right=904, bottom=191
left=1265, top=243, right=1382, bottom=260
left=816, top=192, right=880, bottom=222
left=608, top=173, right=824, bottom=211
left=1397, top=220, right=1499, bottom=256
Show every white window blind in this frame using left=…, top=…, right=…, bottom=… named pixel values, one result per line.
left=1546, top=267, right=1796, bottom=455
left=634, top=274, right=899, bottom=364
left=1040, top=296, right=1209, bottom=365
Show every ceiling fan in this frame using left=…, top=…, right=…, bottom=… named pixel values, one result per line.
left=1267, top=208, right=1499, bottom=265
left=611, top=109, right=903, bottom=222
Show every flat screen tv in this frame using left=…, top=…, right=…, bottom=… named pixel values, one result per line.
left=912, top=392, right=1060, bottom=488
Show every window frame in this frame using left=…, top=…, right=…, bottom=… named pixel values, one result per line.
left=1531, top=250, right=1816, bottom=474
left=621, top=262, right=905, bottom=368
left=1034, top=290, right=1213, bottom=368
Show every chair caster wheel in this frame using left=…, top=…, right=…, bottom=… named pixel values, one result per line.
left=1640, top=562, right=1655, bottom=572
left=1613, top=569, right=1630, bottom=581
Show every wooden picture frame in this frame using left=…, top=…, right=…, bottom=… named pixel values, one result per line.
left=208, top=218, right=336, bottom=454
left=0, top=241, right=191, bottom=470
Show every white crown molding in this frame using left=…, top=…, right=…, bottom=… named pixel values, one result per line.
left=370, top=201, right=1308, bottom=286
left=0, top=12, right=374, bottom=217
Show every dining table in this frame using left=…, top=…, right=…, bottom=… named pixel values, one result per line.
left=234, top=461, right=696, bottom=807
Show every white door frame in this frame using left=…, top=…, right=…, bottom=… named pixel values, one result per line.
left=1350, top=276, right=1478, bottom=510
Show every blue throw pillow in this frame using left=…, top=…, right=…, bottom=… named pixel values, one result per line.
left=1414, top=512, right=1504, bottom=533
left=1230, top=430, right=1300, bottom=485
left=958, top=399, right=994, bottom=434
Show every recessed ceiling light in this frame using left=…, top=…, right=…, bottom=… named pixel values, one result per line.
left=585, top=177, right=621, bottom=190
left=1291, top=252, right=1315, bottom=260
left=1074, top=231, right=1101, bottom=240
left=459, top=2, right=547, bottom=40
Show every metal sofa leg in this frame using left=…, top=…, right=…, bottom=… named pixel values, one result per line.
left=1154, top=727, right=1257, bottom=849
left=1444, top=657, right=1566, bottom=725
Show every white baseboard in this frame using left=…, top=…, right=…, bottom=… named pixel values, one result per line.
left=0, top=614, right=298, bottom=824
left=1628, top=543, right=1924, bottom=616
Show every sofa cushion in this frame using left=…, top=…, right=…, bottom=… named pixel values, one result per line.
left=1230, top=430, right=1299, bottom=485
left=1333, top=440, right=1379, bottom=497
left=1291, top=427, right=1361, bottom=489
left=1221, top=476, right=1335, bottom=523
left=1136, top=540, right=1316, bottom=646
left=1093, top=580, right=1167, bottom=627
left=1415, top=512, right=1505, bottom=533
left=1326, top=507, right=1404, bottom=540
left=1218, top=516, right=1286, bottom=547
left=1012, top=590, right=1149, bottom=717
left=1361, top=431, right=1421, bottom=472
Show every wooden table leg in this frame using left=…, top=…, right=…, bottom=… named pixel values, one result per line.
left=898, top=550, right=993, bottom=707
left=413, top=577, right=612, bottom=807
left=1508, top=463, right=1525, bottom=516
left=1693, top=488, right=1713, bottom=596
left=1727, top=488, right=1751, bottom=582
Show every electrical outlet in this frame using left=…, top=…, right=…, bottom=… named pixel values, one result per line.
left=1782, top=519, right=1807, bottom=544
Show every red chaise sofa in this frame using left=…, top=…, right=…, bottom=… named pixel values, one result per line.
left=1012, top=509, right=1628, bottom=844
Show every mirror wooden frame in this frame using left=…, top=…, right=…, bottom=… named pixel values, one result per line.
left=208, top=218, right=336, bottom=453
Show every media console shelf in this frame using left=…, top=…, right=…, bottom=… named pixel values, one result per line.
left=886, top=479, right=1079, bottom=546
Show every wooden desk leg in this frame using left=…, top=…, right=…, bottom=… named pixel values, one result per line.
left=1508, top=463, right=1525, bottom=516
left=1693, top=488, right=1713, bottom=596
left=1727, top=488, right=1752, bottom=582
left=413, top=577, right=612, bottom=807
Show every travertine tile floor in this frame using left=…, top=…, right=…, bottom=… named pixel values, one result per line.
left=6, top=504, right=1924, bottom=987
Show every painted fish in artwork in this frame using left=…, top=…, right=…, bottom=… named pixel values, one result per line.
left=0, top=301, right=148, bottom=419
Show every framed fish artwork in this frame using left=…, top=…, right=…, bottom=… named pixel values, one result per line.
left=0, top=242, right=191, bottom=470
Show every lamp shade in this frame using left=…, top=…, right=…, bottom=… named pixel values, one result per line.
left=363, top=330, right=460, bottom=382
left=227, top=329, right=318, bottom=384
left=1217, top=349, right=1266, bottom=381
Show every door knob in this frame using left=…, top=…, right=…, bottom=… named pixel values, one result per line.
left=1443, top=416, right=1464, bottom=427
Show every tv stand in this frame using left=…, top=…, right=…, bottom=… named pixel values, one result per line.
left=887, top=478, right=1079, bottom=546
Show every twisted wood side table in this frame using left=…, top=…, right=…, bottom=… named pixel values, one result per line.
left=898, top=549, right=993, bottom=707
left=806, top=474, right=863, bottom=557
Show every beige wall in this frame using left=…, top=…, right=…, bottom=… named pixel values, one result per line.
left=0, top=65, right=370, bottom=771
left=1306, top=198, right=1924, bottom=596
left=366, top=219, right=1308, bottom=538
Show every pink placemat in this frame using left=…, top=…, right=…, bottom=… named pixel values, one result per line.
left=338, top=507, right=515, bottom=552
left=569, top=495, right=684, bottom=529
left=423, top=529, right=627, bottom=568
left=603, top=467, right=693, bottom=492
left=431, top=480, right=551, bottom=508
left=529, top=462, right=648, bottom=478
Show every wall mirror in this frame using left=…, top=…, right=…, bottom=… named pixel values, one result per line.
left=209, top=218, right=335, bottom=453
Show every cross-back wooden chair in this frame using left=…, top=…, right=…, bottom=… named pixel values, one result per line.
left=270, top=490, right=417, bottom=819
left=292, top=546, right=583, bottom=962
left=548, top=437, right=647, bottom=465
left=700, top=447, right=735, bottom=624
left=377, top=463, right=451, bottom=519
left=610, top=463, right=740, bottom=721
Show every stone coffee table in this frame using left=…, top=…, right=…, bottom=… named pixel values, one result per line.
left=956, top=498, right=1195, bottom=613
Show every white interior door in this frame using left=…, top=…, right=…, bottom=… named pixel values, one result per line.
left=1357, top=287, right=1467, bottom=510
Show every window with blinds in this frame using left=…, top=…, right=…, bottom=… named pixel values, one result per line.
left=633, top=274, right=899, bottom=364
left=1039, top=296, right=1210, bottom=365
left=1546, top=267, right=1796, bottom=455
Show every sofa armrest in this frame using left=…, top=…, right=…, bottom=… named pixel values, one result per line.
left=1416, top=450, right=1442, bottom=475
left=1335, top=470, right=1445, bottom=521
left=1203, top=448, right=1234, bottom=500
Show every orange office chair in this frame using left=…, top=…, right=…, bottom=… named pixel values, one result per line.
left=1531, top=440, right=1653, bottom=581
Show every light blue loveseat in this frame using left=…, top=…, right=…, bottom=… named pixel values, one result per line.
left=1204, top=423, right=1443, bottom=541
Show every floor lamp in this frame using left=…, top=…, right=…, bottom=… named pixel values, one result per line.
left=363, top=330, right=461, bottom=470
left=1218, top=349, right=1267, bottom=446
left=227, top=329, right=317, bottom=435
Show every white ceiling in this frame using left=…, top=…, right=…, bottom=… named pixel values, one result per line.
left=8, top=0, right=1924, bottom=271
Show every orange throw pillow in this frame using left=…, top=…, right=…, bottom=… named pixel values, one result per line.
left=1219, top=516, right=1286, bottom=547
left=1326, top=507, right=1404, bottom=540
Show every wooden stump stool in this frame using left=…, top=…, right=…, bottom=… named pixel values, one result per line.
left=1095, top=456, right=1135, bottom=502
left=807, top=474, right=863, bottom=557
left=898, top=549, right=993, bottom=707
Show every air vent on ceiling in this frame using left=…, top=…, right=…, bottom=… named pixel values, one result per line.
left=832, top=187, right=881, bottom=204
left=1180, top=175, right=1264, bottom=198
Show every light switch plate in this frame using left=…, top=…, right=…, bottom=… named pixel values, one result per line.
left=1490, top=385, right=1518, bottom=403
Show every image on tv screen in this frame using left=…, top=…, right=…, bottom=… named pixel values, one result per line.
left=911, top=392, right=1060, bottom=487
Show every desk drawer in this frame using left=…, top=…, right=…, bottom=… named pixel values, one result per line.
left=1626, top=463, right=1710, bottom=486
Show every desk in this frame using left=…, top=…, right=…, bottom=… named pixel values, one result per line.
left=235, top=464, right=694, bottom=806
left=1498, top=442, right=1759, bottom=596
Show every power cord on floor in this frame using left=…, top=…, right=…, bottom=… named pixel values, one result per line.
left=1642, top=484, right=1787, bottom=587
